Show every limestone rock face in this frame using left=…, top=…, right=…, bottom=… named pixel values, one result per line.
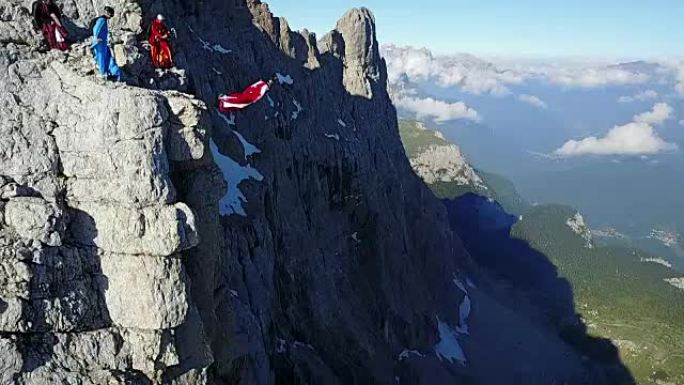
left=0, top=1, right=211, bottom=379
left=4, top=197, right=64, bottom=246
left=320, top=7, right=385, bottom=98
left=100, top=253, right=189, bottom=329
left=566, top=212, right=594, bottom=248
left=410, top=144, right=486, bottom=187
left=165, top=93, right=209, bottom=162
left=0, top=0, right=141, bottom=47
left=400, top=121, right=487, bottom=190
left=69, top=202, right=198, bottom=256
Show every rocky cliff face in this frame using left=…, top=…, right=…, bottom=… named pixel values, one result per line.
left=0, top=0, right=625, bottom=384
left=566, top=212, right=594, bottom=249
left=399, top=120, right=486, bottom=191
left=1, top=27, right=212, bottom=384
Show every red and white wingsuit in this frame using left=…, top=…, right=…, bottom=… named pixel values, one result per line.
left=218, top=80, right=270, bottom=113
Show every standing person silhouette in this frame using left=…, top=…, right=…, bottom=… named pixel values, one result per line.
left=149, top=14, right=174, bottom=71
left=91, top=6, right=121, bottom=81
left=32, top=0, right=69, bottom=50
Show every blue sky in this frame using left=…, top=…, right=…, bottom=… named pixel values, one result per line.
left=264, top=0, right=684, bottom=59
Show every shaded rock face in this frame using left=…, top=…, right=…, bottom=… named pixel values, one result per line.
left=0, top=1, right=630, bottom=385
left=166, top=3, right=468, bottom=384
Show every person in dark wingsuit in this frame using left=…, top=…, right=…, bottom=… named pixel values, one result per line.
left=32, top=0, right=69, bottom=50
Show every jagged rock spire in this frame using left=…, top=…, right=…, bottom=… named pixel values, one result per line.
left=320, top=7, right=384, bottom=98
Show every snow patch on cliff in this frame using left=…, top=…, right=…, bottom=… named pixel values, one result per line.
left=435, top=318, right=467, bottom=365
left=399, top=349, right=425, bottom=361
left=276, top=73, right=294, bottom=85
left=452, top=277, right=467, bottom=293
left=466, top=278, right=476, bottom=289
left=292, top=99, right=303, bottom=120
left=452, top=276, right=472, bottom=334
left=188, top=26, right=232, bottom=54
left=456, top=295, right=471, bottom=335
left=219, top=113, right=236, bottom=126
left=210, top=139, right=264, bottom=216
left=433, top=275, right=471, bottom=364
left=219, top=113, right=261, bottom=158
left=212, top=44, right=232, bottom=54
left=233, top=131, right=261, bottom=157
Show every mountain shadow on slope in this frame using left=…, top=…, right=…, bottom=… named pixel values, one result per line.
left=444, top=193, right=635, bottom=385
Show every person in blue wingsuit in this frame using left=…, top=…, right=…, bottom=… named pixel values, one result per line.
left=90, top=6, right=121, bottom=81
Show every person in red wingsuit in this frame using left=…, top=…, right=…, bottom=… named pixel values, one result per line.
left=218, top=77, right=278, bottom=113
left=32, top=0, right=69, bottom=51
left=149, top=14, right=174, bottom=70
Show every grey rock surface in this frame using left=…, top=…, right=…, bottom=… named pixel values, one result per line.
left=4, top=197, right=64, bottom=246
left=1, top=1, right=210, bottom=380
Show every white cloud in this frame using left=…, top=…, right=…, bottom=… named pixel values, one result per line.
left=618, top=90, right=658, bottom=103
left=666, top=62, right=684, bottom=97
left=555, top=122, right=676, bottom=156
left=633, top=102, right=673, bottom=125
left=518, top=94, right=548, bottom=109
left=543, top=67, right=649, bottom=88
left=382, top=45, right=657, bottom=96
left=394, top=96, right=480, bottom=123
left=653, top=60, right=684, bottom=98
left=555, top=103, right=677, bottom=157
left=382, top=45, right=518, bottom=96
left=383, top=45, right=436, bottom=83
left=435, top=65, right=517, bottom=96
